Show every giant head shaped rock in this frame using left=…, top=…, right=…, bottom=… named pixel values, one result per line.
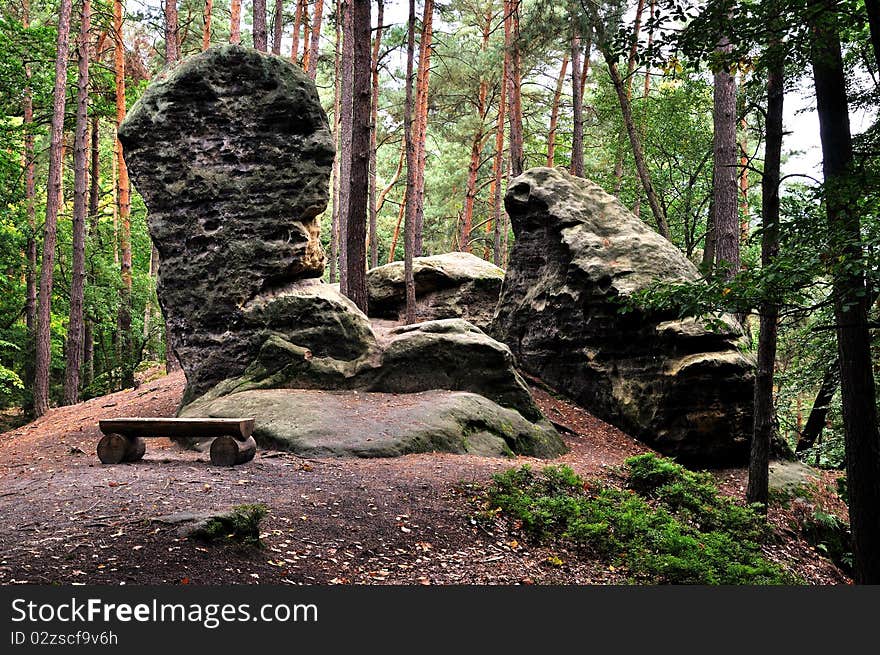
left=119, top=45, right=335, bottom=402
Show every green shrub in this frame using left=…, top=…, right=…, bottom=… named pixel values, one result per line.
left=486, top=458, right=796, bottom=585
left=194, top=504, right=268, bottom=548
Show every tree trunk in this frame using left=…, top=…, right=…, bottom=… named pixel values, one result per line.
left=747, top=43, right=783, bottom=509
left=115, top=0, right=133, bottom=388
left=202, top=0, right=213, bottom=50
left=505, top=0, right=523, bottom=177
left=797, top=361, right=838, bottom=453
left=613, top=0, right=646, bottom=191
left=272, top=0, right=283, bottom=55
left=490, top=39, right=508, bottom=267
left=33, top=0, right=75, bottom=417
left=337, top=0, right=354, bottom=291
left=404, top=0, right=417, bottom=323
left=570, top=26, right=584, bottom=177
left=864, top=0, right=880, bottom=73
left=376, top=143, right=405, bottom=216
left=302, top=8, right=312, bottom=71
left=713, top=28, right=740, bottom=280
left=292, top=0, right=304, bottom=60
left=89, top=117, right=100, bottom=231
left=809, top=0, right=880, bottom=584
left=329, top=0, right=342, bottom=283
left=413, top=0, right=434, bottom=257
left=22, top=0, right=37, bottom=399
left=702, top=200, right=716, bottom=271
left=342, top=0, right=370, bottom=312
left=63, top=0, right=91, bottom=407
left=165, top=0, right=180, bottom=62
left=546, top=55, right=568, bottom=167
left=387, top=192, right=406, bottom=264
left=253, top=0, right=267, bottom=51
left=142, top=244, right=160, bottom=359
left=307, top=0, right=324, bottom=79
left=633, top=2, right=653, bottom=217
left=229, top=0, right=241, bottom=44
left=605, top=54, right=670, bottom=240
left=84, top=117, right=100, bottom=390
left=368, top=0, right=384, bottom=268
left=461, top=10, right=491, bottom=253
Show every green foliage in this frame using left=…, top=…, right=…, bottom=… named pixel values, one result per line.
left=800, top=509, right=852, bottom=573
left=192, top=504, right=268, bottom=548
left=487, top=456, right=795, bottom=584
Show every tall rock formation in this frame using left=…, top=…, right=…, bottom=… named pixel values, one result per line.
left=492, top=167, right=754, bottom=465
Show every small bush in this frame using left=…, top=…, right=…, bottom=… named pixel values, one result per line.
left=486, top=457, right=796, bottom=585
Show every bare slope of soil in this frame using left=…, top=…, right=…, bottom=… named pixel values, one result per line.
left=0, top=371, right=849, bottom=585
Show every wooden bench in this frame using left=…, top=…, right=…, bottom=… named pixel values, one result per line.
left=97, top=417, right=257, bottom=467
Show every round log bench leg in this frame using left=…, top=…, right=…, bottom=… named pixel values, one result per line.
left=97, top=434, right=146, bottom=464
left=210, top=436, right=257, bottom=467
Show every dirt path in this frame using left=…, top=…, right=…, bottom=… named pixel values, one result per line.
left=0, top=372, right=848, bottom=585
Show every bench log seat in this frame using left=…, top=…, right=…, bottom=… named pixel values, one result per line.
left=97, top=417, right=257, bottom=467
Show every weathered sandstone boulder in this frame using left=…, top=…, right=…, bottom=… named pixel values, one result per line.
left=119, top=46, right=564, bottom=458
left=492, top=167, right=754, bottom=465
left=187, top=317, right=554, bottom=441
left=181, top=389, right=564, bottom=458
left=367, top=252, right=504, bottom=330
left=118, top=45, right=334, bottom=403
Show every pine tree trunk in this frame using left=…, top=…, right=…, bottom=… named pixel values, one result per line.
left=809, top=0, right=880, bottom=584
left=89, top=117, right=100, bottom=230
left=403, top=0, right=417, bottom=323
left=570, top=27, right=584, bottom=177
left=302, top=9, right=311, bottom=71
left=142, top=244, right=160, bottom=358
left=612, top=0, right=646, bottom=192
left=797, top=362, right=838, bottom=453
left=83, top=317, right=94, bottom=389
left=63, top=0, right=91, bottom=407
left=329, top=0, right=342, bottom=284
left=33, top=0, right=75, bottom=417
left=253, top=0, right=268, bottom=51
left=83, top=117, right=100, bottom=390
left=337, top=0, right=354, bottom=291
left=864, top=0, right=880, bottom=72
left=22, top=0, right=37, bottom=400
left=546, top=55, right=568, bottom=167
left=605, top=54, right=670, bottom=240
left=747, top=43, right=783, bottom=509
left=229, top=0, right=241, bottom=44
left=702, top=200, right=716, bottom=270
left=202, top=0, right=213, bottom=50
left=413, top=0, right=434, bottom=257
left=165, top=0, right=180, bottom=61
left=461, top=10, right=491, bottom=253
left=504, top=0, right=523, bottom=177
left=368, top=0, right=384, bottom=268
left=292, top=0, right=304, bottom=60
left=490, top=38, right=508, bottom=267
left=580, top=36, right=591, bottom=105
left=114, top=0, right=133, bottom=388
left=343, top=0, right=370, bottom=312
left=387, top=191, right=406, bottom=264
left=713, top=26, right=740, bottom=279
left=272, top=0, right=283, bottom=55
left=307, top=0, right=324, bottom=79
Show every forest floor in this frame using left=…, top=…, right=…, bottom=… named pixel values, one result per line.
left=0, top=369, right=850, bottom=585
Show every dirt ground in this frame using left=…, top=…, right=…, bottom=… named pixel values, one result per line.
left=0, top=371, right=849, bottom=585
